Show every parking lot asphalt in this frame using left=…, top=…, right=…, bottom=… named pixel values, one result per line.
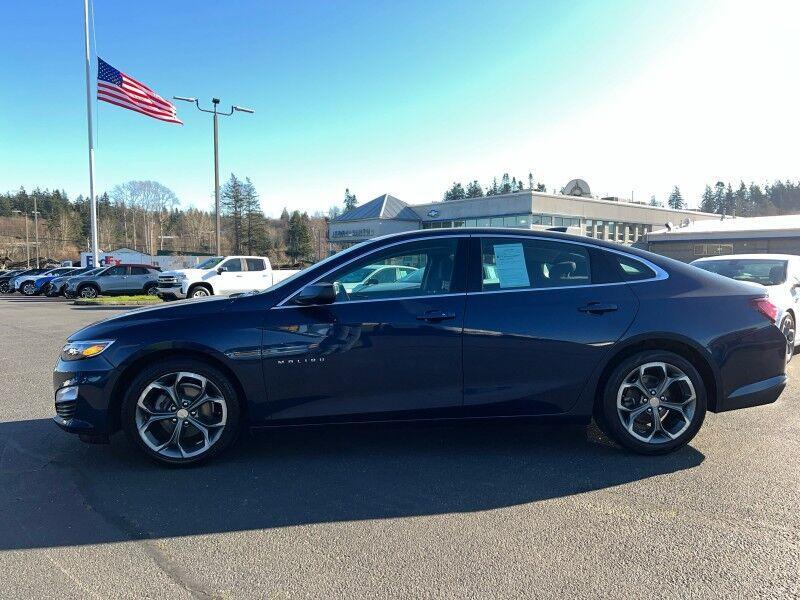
left=0, top=295, right=798, bottom=599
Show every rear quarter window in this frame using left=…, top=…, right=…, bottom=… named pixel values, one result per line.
left=594, top=251, right=657, bottom=283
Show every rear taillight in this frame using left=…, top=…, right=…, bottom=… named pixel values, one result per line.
left=751, top=297, right=779, bottom=322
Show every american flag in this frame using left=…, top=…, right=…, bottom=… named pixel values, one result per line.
left=97, top=58, right=182, bottom=124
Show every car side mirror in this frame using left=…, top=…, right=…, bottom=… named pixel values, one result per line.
left=365, top=277, right=379, bottom=286
left=217, top=266, right=228, bottom=274
left=293, top=282, right=336, bottom=306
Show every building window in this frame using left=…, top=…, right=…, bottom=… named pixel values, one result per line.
left=465, top=218, right=477, bottom=227
left=476, top=218, right=490, bottom=227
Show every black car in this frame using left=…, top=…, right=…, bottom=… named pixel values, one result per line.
left=53, top=229, right=788, bottom=466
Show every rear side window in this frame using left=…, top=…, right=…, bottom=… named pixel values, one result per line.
left=245, top=258, right=266, bottom=272
left=598, top=252, right=657, bottom=282
left=480, top=238, right=591, bottom=291
left=130, top=267, right=149, bottom=275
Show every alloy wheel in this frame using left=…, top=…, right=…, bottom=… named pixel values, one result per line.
left=79, top=286, right=98, bottom=298
left=191, top=287, right=209, bottom=298
left=781, top=316, right=795, bottom=363
left=616, top=362, right=696, bottom=444
left=134, top=371, right=228, bottom=460
left=22, top=283, right=36, bottom=296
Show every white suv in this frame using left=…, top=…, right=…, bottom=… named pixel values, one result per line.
left=157, top=256, right=299, bottom=300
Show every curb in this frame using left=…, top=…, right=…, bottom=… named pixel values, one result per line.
left=72, top=300, right=161, bottom=307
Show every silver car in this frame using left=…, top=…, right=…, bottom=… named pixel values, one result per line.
left=65, top=264, right=162, bottom=298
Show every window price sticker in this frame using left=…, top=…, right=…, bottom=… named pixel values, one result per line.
left=494, top=243, right=530, bottom=289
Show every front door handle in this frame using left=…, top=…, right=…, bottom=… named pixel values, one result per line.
left=416, top=311, right=456, bottom=322
left=578, top=302, right=618, bottom=315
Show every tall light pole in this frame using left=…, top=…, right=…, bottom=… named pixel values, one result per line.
left=173, top=97, right=254, bottom=255
left=32, top=195, right=40, bottom=267
left=11, top=210, right=30, bottom=267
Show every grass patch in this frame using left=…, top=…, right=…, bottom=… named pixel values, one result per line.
left=74, top=295, right=163, bottom=306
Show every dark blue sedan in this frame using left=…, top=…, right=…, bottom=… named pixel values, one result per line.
left=53, top=229, right=788, bottom=465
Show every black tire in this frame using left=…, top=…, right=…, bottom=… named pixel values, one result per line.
left=0, top=282, right=10, bottom=294
left=144, top=283, right=159, bottom=296
left=780, top=313, right=795, bottom=364
left=188, top=284, right=212, bottom=298
left=594, top=351, right=707, bottom=455
left=121, top=358, right=242, bottom=467
left=77, top=284, right=100, bottom=299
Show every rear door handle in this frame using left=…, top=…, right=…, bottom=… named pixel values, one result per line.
left=578, top=302, right=618, bottom=315
left=416, top=311, right=456, bottom=322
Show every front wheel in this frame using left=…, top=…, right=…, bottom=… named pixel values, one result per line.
left=121, top=360, right=241, bottom=466
left=78, top=285, right=99, bottom=299
left=21, top=282, right=37, bottom=296
left=780, top=314, right=795, bottom=364
left=189, top=286, right=211, bottom=298
left=144, top=283, right=159, bottom=296
left=595, top=351, right=707, bottom=455
left=0, top=282, right=9, bottom=294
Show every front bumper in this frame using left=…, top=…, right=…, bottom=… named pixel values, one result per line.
left=53, top=355, right=118, bottom=437
left=156, top=285, right=187, bottom=300
left=716, top=374, right=787, bottom=412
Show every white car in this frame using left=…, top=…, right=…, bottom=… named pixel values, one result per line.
left=338, top=264, right=419, bottom=293
left=692, top=254, right=800, bottom=361
left=156, top=256, right=299, bottom=300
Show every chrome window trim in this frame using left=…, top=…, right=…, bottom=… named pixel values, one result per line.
left=273, top=232, right=668, bottom=308
left=274, top=234, right=466, bottom=308
left=272, top=292, right=467, bottom=310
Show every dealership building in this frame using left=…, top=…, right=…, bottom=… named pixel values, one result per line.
left=639, top=214, right=800, bottom=262
left=329, top=184, right=719, bottom=247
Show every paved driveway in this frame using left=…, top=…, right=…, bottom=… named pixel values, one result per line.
left=0, top=296, right=798, bottom=598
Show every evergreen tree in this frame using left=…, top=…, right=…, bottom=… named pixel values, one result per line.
left=241, top=178, right=261, bottom=254
left=667, top=186, right=685, bottom=209
left=280, top=207, right=290, bottom=220
left=700, top=185, right=716, bottom=213
left=713, top=181, right=726, bottom=214
left=443, top=182, right=466, bottom=201
left=465, top=180, right=484, bottom=198
left=343, top=188, right=358, bottom=212
left=528, top=172, right=534, bottom=190
left=535, top=183, right=546, bottom=192
left=286, top=210, right=313, bottom=265
left=486, top=177, right=500, bottom=196
left=734, top=181, right=750, bottom=216
left=221, top=174, right=245, bottom=253
left=499, top=173, right=512, bottom=194
left=722, top=183, right=735, bottom=215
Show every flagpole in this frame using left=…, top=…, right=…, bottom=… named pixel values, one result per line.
left=83, top=0, right=100, bottom=267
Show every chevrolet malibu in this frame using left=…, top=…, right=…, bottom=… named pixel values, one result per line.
left=54, top=229, right=788, bottom=466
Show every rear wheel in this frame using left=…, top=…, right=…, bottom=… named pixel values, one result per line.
left=595, top=351, right=707, bottom=455
left=780, top=314, right=795, bottom=364
left=121, top=359, right=242, bottom=466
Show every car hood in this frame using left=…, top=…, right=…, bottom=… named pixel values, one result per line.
left=68, top=295, right=233, bottom=341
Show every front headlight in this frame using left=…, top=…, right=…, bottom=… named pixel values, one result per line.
left=61, top=340, right=115, bottom=361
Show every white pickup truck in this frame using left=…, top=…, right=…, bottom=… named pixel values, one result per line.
left=156, top=256, right=299, bottom=300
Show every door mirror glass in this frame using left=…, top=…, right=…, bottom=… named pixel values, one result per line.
left=293, top=282, right=336, bottom=306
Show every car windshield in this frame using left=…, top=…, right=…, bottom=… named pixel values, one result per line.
left=196, top=257, right=224, bottom=269
left=398, top=269, right=423, bottom=283
left=339, top=266, right=379, bottom=283
left=695, top=259, right=788, bottom=286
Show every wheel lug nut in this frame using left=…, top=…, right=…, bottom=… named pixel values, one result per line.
left=182, top=401, right=189, bottom=407
left=190, top=411, right=196, bottom=416
left=171, top=418, right=177, bottom=423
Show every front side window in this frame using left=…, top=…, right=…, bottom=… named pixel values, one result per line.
left=221, top=259, right=243, bottom=272
left=324, top=238, right=459, bottom=302
left=104, top=266, right=127, bottom=276
left=480, top=238, right=591, bottom=291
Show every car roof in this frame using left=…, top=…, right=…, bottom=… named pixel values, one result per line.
left=692, top=254, right=797, bottom=262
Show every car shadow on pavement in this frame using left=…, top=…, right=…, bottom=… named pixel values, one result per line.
left=0, top=418, right=704, bottom=551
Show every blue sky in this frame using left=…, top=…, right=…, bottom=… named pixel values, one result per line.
left=1, top=1, right=797, bottom=216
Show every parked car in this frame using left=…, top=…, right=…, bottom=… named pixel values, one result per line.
left=0, top=269, right=24, bottom=292
left=692, top=254, right=800, bottom=362
left=15, top=267, right=81, bottom=296
left=64, top=264, right=162, bottom=299
left=339, top=263, right=418, bottom=293
left=2, top=268, right=50, bottom=293
left=156, top=256, right=299, bottom=300
left=44, top=267, right=100, bottom=297
left=53, top=229, right=788, bottom=466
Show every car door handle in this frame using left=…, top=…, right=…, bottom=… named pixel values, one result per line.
left=578, top=302, right=618, bottom=315
left=416, top=311, right=456, bottom=322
